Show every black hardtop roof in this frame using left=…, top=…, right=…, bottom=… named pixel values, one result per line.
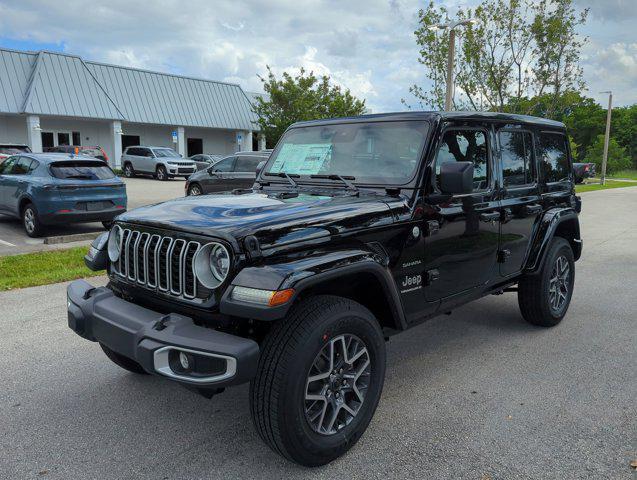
left=291, top=111, right=565, bottom=129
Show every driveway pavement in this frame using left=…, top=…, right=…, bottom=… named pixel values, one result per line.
left=0, top=177, right=186, bottom=256
left=0, top=188, right=635, bottom=479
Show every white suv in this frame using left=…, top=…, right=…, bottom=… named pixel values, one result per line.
left=121, top=146, right=196, bottom=181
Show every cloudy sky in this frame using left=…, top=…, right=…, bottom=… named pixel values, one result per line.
left=0, top=0, right=634, bottom=112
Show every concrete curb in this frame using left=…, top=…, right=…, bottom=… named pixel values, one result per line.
left=43, top=231, right=103, bottom=245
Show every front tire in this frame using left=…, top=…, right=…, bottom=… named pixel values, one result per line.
left=155, top=165, right=168, bottom=181
left=100, top=343, right=148, bottom=374
left=250, top=295, right=386, bottom=467
left=123, top=162, right=135, bottom=178
left=518, top=237, right=575, bottom=327
left=188, top=183, right=203, bottom=196
left=22, top=203, right=44, bottom=237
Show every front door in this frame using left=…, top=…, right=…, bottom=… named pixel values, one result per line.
left=202, top=156, right=235, bottom=193
left=422, top=125, right=500, bottom=302
left=496, top=127, right=542, bottom=276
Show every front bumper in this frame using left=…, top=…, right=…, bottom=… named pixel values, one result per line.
left=67, top=279, right=259, bottom=388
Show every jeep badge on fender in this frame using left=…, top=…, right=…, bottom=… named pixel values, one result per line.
left=68, top=112, right=582, bottom=467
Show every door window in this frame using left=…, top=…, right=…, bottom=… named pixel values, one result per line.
left=435, top=129, right=489, bottom=192
left=235, top=155, right=261, bottom=172
left=499, top=131, right=535, bottom=186
left=213, top=157, right=236, bottom=172
left=537, top=132, right=570, bottom=183
left=11, top=157, right=34, bottom=175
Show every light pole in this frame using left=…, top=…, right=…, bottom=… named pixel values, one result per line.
left=600, top=91, right=612, bottom=186
left=429, top=18, right=478, bottom=111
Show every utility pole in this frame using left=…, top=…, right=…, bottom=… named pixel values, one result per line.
left=600, top=91, right=612, bottom=186
left=429, top=18, right=477, bottom=111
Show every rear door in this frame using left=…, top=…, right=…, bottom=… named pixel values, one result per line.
left=496, top=127, right=541, bottom=277
left=231, top=154, right=262, bottom=189
left=2, top=156, right=34, bottom=215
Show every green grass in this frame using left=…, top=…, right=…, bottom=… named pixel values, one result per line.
left=576, top=179, right=637, bottom=193
left=608, top=169, right=637, bottom=180
left=0, top=247, right=103, bottom=291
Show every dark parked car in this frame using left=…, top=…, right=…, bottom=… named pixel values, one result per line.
left=0, top=153, right=126, bottom=237
left=573, top=162, right=596, bottom=184
left=70, top=112, right=582, bottom=466
left=185, top=150, right=271, bottom=196
left=45, top=145, right=109, bottom=163
left=189, top=154, right=224, bottom=171
left=0, top=143, right=31, bottom=163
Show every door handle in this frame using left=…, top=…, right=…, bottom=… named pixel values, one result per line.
left=524, top=204, right=542, bottom=215
left=480, top=211, right=500, bottom=222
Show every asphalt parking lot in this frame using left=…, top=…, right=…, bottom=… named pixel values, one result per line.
left=0, top=177, right=186, bottom=256
left=0, top=188, right=635, bottom=479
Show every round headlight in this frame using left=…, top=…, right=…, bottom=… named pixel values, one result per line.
left=210, top=243, right=230, bottom=282
left=194, top=242, right=231, bottom=289
left=107, top=225, right=123, bottom=262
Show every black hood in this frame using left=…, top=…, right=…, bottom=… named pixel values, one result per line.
left=116, top=190, right=399, bottom=250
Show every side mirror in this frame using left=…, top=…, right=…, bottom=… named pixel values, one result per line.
left=439, top=161, right=474, bottom=195
left=255, top=160, right=267, bottom=176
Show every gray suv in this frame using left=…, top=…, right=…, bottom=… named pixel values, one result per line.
left=121, top=146, right=196, bottom=181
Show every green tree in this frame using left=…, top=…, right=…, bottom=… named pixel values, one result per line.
left=253, top=66, right=367, bottom=146
left=409, top=0, right=588, bottom=117
left=583, top=135, right=631, bottom=174
left=611, top=104, right=637, bottom=168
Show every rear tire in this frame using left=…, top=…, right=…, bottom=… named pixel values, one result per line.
left=22, top=203, right=44, bottom=238
left=250, top=295, right=386, bottom=467
left=123, top=162, right=135, bottom=178
left=518, top=237, right=575, bottom=327
left=100, top=343, right=148, bottom=374
left=156, top=165, right=168, bottom=181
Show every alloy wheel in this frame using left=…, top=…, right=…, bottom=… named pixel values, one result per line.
left=189, top=185, right=202, bottom=196
left=549, top=255, right=570, bottom=313
left=24, top=208, right=35, bottom=234
left=304, top=334, right=371, bottom=435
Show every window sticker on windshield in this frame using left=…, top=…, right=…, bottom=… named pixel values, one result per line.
left=269, top=144, right=332, bottom=175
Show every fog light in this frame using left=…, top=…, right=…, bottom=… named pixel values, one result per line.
left=179, top=351, right=191, bottom=370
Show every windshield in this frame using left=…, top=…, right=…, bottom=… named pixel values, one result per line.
left=153, top=148, right=179, bottom=158
left=264, top=121, right=429, bottom=184
left=50, top=161, right=116, bottom=180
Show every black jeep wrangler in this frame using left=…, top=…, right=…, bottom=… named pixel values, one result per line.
left=68, top=112, right=582, bottom=466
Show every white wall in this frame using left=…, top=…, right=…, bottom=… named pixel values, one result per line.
left=183, top=127, right=241, bottom=156
left=0, top=114, right=28, bottom=144
left=39, top=116, right=113, bottom=157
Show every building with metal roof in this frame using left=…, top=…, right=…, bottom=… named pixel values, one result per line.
left=0, top=48, right=262, bottom=167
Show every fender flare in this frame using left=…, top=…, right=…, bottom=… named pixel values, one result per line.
left=220, top=250, right=407, bottom=330
left=524, top=207, right=582, bottom=273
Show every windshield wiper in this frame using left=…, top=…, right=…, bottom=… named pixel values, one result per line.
left=263, top=171, right=299, bottom=188
left=310, top=174, right=358, bottom=192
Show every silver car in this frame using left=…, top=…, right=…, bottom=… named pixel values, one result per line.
left=189, top=154, right=224, bottom=171
left=121, top=146, right=196, bottom=181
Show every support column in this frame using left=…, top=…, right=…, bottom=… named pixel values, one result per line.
left=244, top=131, right=253, bottom=151
left=258, top=134, right=266, bottom=151
left=109, top=120, right=123, bottom=168
left=26, top=115, right=42, bottom=153
left=177, top=127, right=186, bottom=157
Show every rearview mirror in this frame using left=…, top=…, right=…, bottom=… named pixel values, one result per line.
left=255, top=160, right=267, bottom=176
left=439, top=161, right=474, bottom=195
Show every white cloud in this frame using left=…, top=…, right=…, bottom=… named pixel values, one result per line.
left=0, top=0, right=633, bottom=112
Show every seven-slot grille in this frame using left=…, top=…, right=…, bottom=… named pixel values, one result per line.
left=113, top=228, right=202, bottom=299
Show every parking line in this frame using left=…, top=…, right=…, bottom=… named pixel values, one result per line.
left=0, top=238, right=16, bottom=247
